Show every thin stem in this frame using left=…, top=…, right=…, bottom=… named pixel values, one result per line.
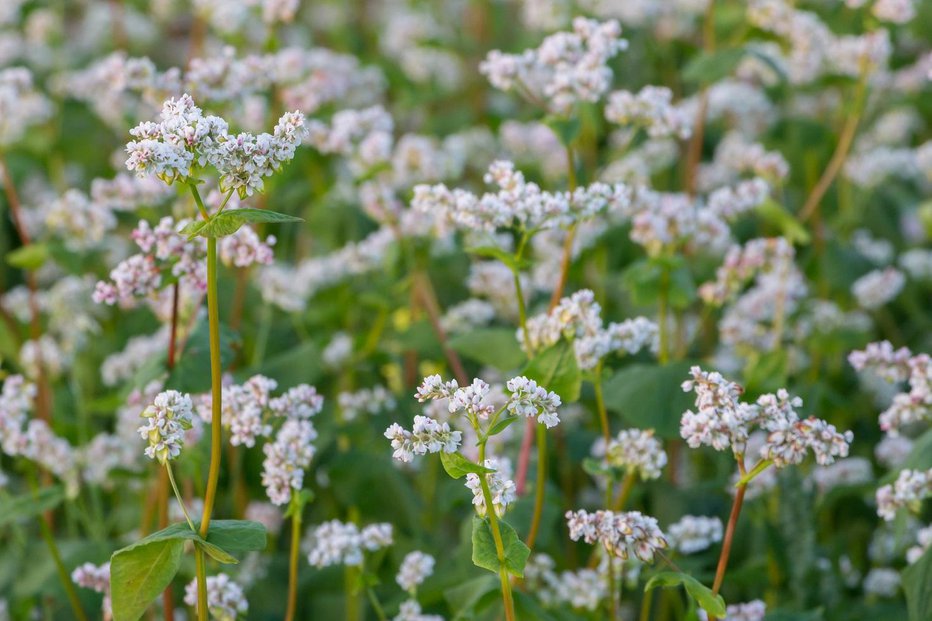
left=478, top=444, right=516, bottom=621
left=657, top=266, right=670, bottom=365
left=188, top=183, right=223, bottom=621
left=415, top=271, right=470, bottom=386
left=684, top=0, right=716, bottom=196
left=285, top=507, right=302, bottom=621
left=799, top=66, right=869, bottom=223
left=38, top=514, right=89, bottom=621
left=594, top=367, right=610, bottom=446
left=365, top=587, right=388, bottom=621
left=709, top=460, right=748, bottom=621
left=166, top=462, right=195, bottom=531
left=638, top=588, right=654, bottom=621
left=612, top=472, right=637, bottom=512
left=607, top=556, right=619, bottom=620
left=525, top=423, right=547, bottom=551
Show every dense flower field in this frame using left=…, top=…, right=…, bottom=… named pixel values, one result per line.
left=0, top=0, right=931, bottom=620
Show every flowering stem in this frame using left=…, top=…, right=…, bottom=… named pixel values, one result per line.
left=607, top=557, right=619, bottom=620
left=166, top=462, right=195, bottom=532
left=594, top=366, right=610, bottom=446
left=525, top=423, right=547, bottom=550
left=477, top=443, right=516, bottom=621
left=415, top=271, right=470, bottom=386
left=612, top=472, right=637, bottom=512
left=709, top=461, right=749, bottom=621
left=365, top=587, right=388, bottom=621
left=187, top=182, right=223, bottom=621
left=799, top=66, right=869, bottom=223
left=657, top=265, right=670, bottom=365
left=285, top=500, right=302, bottom=621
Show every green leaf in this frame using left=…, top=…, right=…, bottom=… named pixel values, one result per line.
left=110, top=538, right=184, bottom=621
left=756, top=198, right=810, bottom=245
left=621, top=257, right=696, bottom=309
left=682, top=47, right=746, bottom=84
left=522, top=340, right=582, bottom=403
left=0, top=485, right=64, bottom=528
left=601, top=361, right=695, bottom=439
left=646, top=571, right=726, bottom=617
left=226, top=207, right=303, bottom=224
left=180, top=220, right=207, bottom=240
left=471, top=517, right=530, bottom=578
left=195, top=540, right=238, bottom=565
left=465, top=246, right=528, bottom=271
left=200, top=520, right=268, bottom=552
left=450, top=327, right=526, bottom=372
left=544, top=115, right=581, bottom=147
left=199, top=211, right=248, bottom=238
left=440, top=451, right=494, bottom=479
left=487, top=415, right=520, bottom=437
left=582, top=457, right=612, bottom=478
left=903, top=545, right=932, bottom=621
left=6, top=243, right=49, bottom=270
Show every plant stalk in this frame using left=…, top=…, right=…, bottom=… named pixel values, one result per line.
left=478, top=444, right=516, bottom=621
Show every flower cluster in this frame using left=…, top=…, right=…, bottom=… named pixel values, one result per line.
left=396, top=551, right=435, bottom=594
left=604, top=428, right=667, bottom=480
left=851, top=268, right=905, bottom=310
left=605, top=85, right=692, bottom=139
left=681, top=367, right=853, bottom=467
left=667, top=515, right=724, bottom=554
left=338, top=385, right=396, bottom=421
left=305, top=520, right=393, bottom=567
left=505, top=377, right=562, bottom=428
left=566, top=509, right=669, bottom=562
left=876, top=468, right=932, bottom=521
left=183, top=573, right=248, bottom=621
left=849, top=343, right=930, bottom=435
left=384, top=416, right=462, bottom=463
left=0, top=67, right=51, bottom=146
left=138, top=390, right=194, bottom=463
left=697, top=600, right=766, bottom=621
left=126, top=94, right=306, bottom=196
left=480, top=18, right=627, bottom=115
left=71, top=562, right=111, bottom=618
left=465, top=457, right=517, bottom=518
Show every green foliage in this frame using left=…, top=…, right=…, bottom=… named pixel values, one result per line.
left=440, top=452, right=494, bottom=479
left=470, top=517, right=530, bottom=578
left=903, top=548, right=932, bottom=621
left=449, top=328, right=526, bottom=372
left=522, top=340, right=582, bottom=402
left=601, top=361, right=695, bottom=438
left=645, top=571, right=726, bottom=617
left=0, top=486, right=65, bottom=528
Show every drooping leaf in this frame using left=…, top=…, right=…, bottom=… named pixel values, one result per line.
left=544, top=115, right=582, bottom=147
left=110, top=538, right=184, bottom=621
left=440, top=451, right=495, bottom=479
left=471, top=517, right=530, bottom=577
left=645, top=571, right=726, bottom=617
left=465, top=246, right=528, bottom=271
left=682, top=47, right=747, bottom=84
left=195, top=540, right=238, bottom=564
left=756, top=198, right=810, bottom=245
left=0, top=485, right=64, bottom=528
left=200, top=520, right=268, bottom=552
left=522, top=340, right=581, bottom=403
left=487, top=415, right=520, bottom=437
left=450, top=327, right=526, bottom=372
left=601, top=361, right=695, bottom=438
left=225, top=208, right=303, bottom=224
left=191, top=208, right=302, bottom=239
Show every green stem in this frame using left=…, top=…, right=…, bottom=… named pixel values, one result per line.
left=658, top=266, right=670, bottom=365
left=477, top=443, right=516, bottom=621
left=365, top=587, right=388, bottom=621
left=188, top=183, right=223, bottom=621
left=525, top=423, right=547, bottom=551
left=166, top=462, right=195, bottom=532
left=594, top=366, right=610, bottom=446
left=38, top=516, right=89, bottom=621
left=285, top=506, right=302, bottom=621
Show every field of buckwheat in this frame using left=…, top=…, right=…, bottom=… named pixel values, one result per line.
left=0, top=0, right=931, bottom=620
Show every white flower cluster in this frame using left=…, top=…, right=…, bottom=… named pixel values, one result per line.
left=697, top=600, right=766, bottom=621
left=306, top=105, right=393, bottom=176
left=668, top=515, right=723, bottom=554
left=699, top=237, right=795, bottom=305
left=183, top=573, right=248, bottom=621
left=465, top=457, right=517, bottom=518
left=605, top=86, right=692, bottom=139
left=260, top=383, right=323, bottom=506
left=244, top=501, right=284, bottom=536
left=605, top=428, right=667, bottom=480
left=524, top=553, right=610, bottom=611
left=851, top=268, right=905, bottom=310
left=44, top=189, right=117, bottom=251
left=876, top=468, right=932, bottom=521
left=396, top=551, right=435, bottom=594
left=0, top=67, right=51, bottom=146
left=520, top=289, right=657, bottom=369
left=338, top=385, right=396, bottom=421
left=305, top=520, right=393, bottom=567
left=907, top=525, right=932, bottom=565
left=809, top=457, right=873, bottom=493
left=681, top=368, right=853, bottom=467
left=126, top=94, right=306, bottom=197
left=385, top=416, right=462, bottom=463
left=138, top=390, right=194, bottom=463
left=505, top=376, right=562, bottom=428
left=847, top=0, right=916, bottom=24
left=393, top=599, right=444, bottom=621
left=566, top=509, right=669, bottom=562
left=413, top=160, right=631, bottom=233
left=862, top=568, right=901, bottom=598
left=71, top=562, right=111, bottom=619
left=849, top=343, right=930, bottom=435
left=480, top=17, right=627, bottom=115
left=19, top=335, right=67, bottom=381
left=440, top=299, right=497, bottom=335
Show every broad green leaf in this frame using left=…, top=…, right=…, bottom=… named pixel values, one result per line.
left=903, top=543, right=932, bottom=621
left=6, top=243, right=48, bottom=270
left=180, top=220, right=207, bottom=240
left=200, top=520, right=268, bottom=552
left=449, top=327, right=526, bottom=372
left=682, top=47, right=746, bottom=84
left=110, top=538, right=184, bottom=621
left=622, top=257, right=696, bottom=310
left=0, top=485, right=64, bottom=528
left=225, top=207, right=303, bottom=224
left=444, top=575, right=497, bottom=621
left=522, top=340, right=582, bottom=402
left=756, top=198, right=810, bottom=245
left=601, top=361, right=695, bottom=438
left=471, top=517, right=530, bottom=577
left=200, top=211, right=248, bottom=238
left=440, top=451, right=494, bottom=479
left=646, top=571, right=726, bottom=617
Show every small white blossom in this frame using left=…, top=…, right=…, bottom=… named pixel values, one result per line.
left=668, top=516, right=723, bottom=554
left=566, top=509, right=668, bottom=562
left=183, top=573, right=248, bottom=621
left=396, top=551, right=435, bottom=593
left=138, top=390, right=194, bottom=463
